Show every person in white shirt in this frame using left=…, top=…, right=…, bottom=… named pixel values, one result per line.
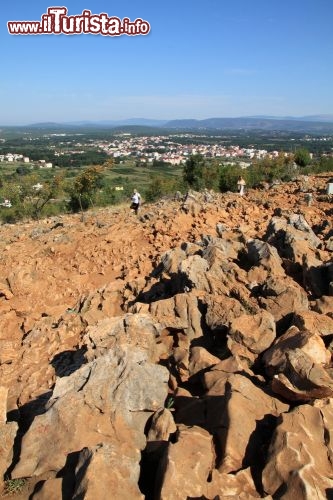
left=131, top=189, right=141, bottom=214
left=237, top=176, right=246, bottom=196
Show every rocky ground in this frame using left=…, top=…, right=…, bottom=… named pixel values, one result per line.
left=0, top=173, right=333, bottom=499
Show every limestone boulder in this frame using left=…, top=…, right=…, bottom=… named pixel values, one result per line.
left=204, top=295, right=246, bottom=331
left=246, top=239, right=285, bottom=277
left=178, top=254, right=210, bottom=291
left=147, top=408, right=177, bottom=442
left=263, top=326, right=331, bottom=376
left=207, top=468, right=270, bottom=499
left=265, top=214, right=321, bottom=264
left=228, top=311, right=276, bottom=355
left=32, top=478, right=63, bottom=500
left=12, top=346, right=169, bottom=478
left=72, top=444, right=144, bottom=500
left=188, top=346, right=221, bottom=377
left=259, top=276, right=309, bottom=330
left=262, top=403, right=333, bottom=498
left=149, top=293, right=202, bottom=341
left=158, top=247, right=187, bottom=275
left=0, top=387, right=18, bottom=487
left=293, top=310, right=333, bottom=337
left=204, top=373, right=288, bottom=473
left=314, top=295, right=333, bottom=317
left=83, top=313, right=166, bottom=363
left=271, top=349, right=333, bottom=401
left=156, top=425, right=215, bottom=500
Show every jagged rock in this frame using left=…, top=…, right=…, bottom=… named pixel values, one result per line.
left=72, top=444, right=144, bottom=500
left=204, top=373, right=288, bottom=473
left=265, top=214, right=321, bottom=264
left=302, top=256, right=333, bottom=298
left=263, top=326, right=330, bottom=376
left=12, top=346, right=169, bottom=478
left=228, top=310, right=276, bottom=355
left=157, top=247, right=187, bottom=275
left=149, top=293, right=202, bottom=341
left=147, top=408, right=177, bottom=442
left=156, top=425, right=215, bottom=500
left=32, top=478, right=63, bottom=500
left=0, top=387, right=18, bottom=487
left=3, top=313, right=84, bottom=410
left=262, top=403, right=333, bottom=498
left=83, top=313, right=166, bottom=363
left=326, top=236, right=333, bottom=251
left=207, top=468, right=270, bottom=499
left=179, top=254, right=210, bottom=290
left=188, top=346, right=221, bottom=377
left=314, top=295, right=333, bottom=317
left=173, top=347, right=190, bottom=382
left=259, top=276, right=309, bottom=330
left=216, top=222, right=228, bottom=237
left=293, top=310, right=333, bottom=337
left=204, top=295, right=246, bottom=331
left=246, top=239, right=285, bottom=276
left=1, top=176, right=333, bottom=498
left=201, top=238, right=238, bottom=260
left=77, top=284, right=124, bottom=325
left=203, top=356, right=256, bottom=396
left=271, top=349, right=333, bottom=401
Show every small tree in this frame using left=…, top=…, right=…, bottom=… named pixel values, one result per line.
left=219, top=165, right=244, bottom=192
left=183, top=155, right=221, bottom=191
left=68, top=166, right=104, bottom=213
left=183, top=154, right=206, bottom=190
left=31, top=174, right=64, bottom=219
left=294, top=148, right=311, bottom=168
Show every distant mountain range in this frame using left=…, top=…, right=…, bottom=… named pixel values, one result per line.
left=163, top=116, right=333, bottom=132
left=7, top=115, right=333, bottom=133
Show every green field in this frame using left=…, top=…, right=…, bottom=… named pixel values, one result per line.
left=0, top=159, right=185, bottom=222
left=104, top=161, right=183, bottom=190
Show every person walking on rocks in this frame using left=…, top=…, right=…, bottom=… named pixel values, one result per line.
left=130, top=189, right=141, bottom=215
left=237, top=176, right=246, bottom=196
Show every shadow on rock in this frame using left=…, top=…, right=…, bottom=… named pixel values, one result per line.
left=50, top=346, right=87, bottom=378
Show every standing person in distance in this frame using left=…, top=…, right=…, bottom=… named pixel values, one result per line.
left=131, top=188, right=141, bottom=215
left=237, top=176, right=246, bottom=196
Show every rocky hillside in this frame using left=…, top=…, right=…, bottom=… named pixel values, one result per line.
left=1, top=174, right=333, bottom=499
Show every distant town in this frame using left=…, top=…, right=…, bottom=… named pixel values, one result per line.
left=1, top=130, right=332, bottom=169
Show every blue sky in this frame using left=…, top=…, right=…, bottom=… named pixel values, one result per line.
left=1, top=0, right=332, bottom=124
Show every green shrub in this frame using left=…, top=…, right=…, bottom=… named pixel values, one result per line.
left=3, top=477, right=27, bottom=496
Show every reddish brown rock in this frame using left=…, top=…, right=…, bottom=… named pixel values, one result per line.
left=293, top=310, right=333, bottom=337
left=262, top=403, right=333, bottom=498
left=149, top=293, right=202, bottom=340
left=314, top=295, right=333, bottom=317
left=263, top=326, right=331, bottom=376
left=203, top=373, right=288, bottom=473
left=271, top=349, right=333, bottom=401
left=259, top=276, right=309, bottom=328
left=0, top=387, right=18, bottom=488
left=12, top=346, right=169, bottom=479
left=228, top=310, right=276, bottom=355
left=188, top=346, right=221, bottom=377
left=204, top=294, right=246, bottom=330
left=32, top=478, right=63, bottom=500
left=157, top=425, right=215, bottom=500
left=72, top=444, right=144, bottom=500
left=147, top=408, right=177, bottom=442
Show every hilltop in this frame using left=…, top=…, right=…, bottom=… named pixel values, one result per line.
left=1, top=174, right=333, bottom=499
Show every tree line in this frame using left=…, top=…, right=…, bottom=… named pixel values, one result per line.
left=0, top=148, right=332, bottom=223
